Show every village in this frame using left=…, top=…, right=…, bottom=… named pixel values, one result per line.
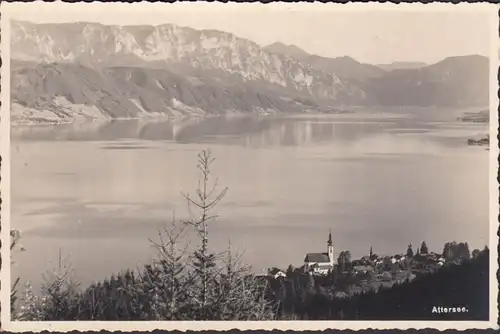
left=264, top=230, right=475, bottom=298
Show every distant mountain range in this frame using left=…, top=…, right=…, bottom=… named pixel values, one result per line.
left=376, top=62, right=428, bottom=71
left=10, top=21, right=490, bottom=123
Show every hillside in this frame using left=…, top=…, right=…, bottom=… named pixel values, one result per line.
left=362, top=55, right=489, bottom=107
left=11, top=61, right=324, bottom=123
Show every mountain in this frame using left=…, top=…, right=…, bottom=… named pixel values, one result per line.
left=11, top=60, right=329, bottom=123
left=263, top=43, right=386, bottom=83
left=10, top=21, right=490, bottom=122
left=11, top=21, right=365, bottom=103
left=304, top=55, right=386, bottom=82
left=363, top=55, right=489, bottom=107
left=263, top=42, right=311, bottom=60
left=376, top=62, right=427, bottom=71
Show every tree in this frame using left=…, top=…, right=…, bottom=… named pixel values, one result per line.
left=181, top=150, right=227, bottom=318
left=420, top=241, right=428, bottom=254
left=443, top=241, right=470, bottom=261
left=181, top=149, right=273, bottom=320
left=443, top=242, right=454, bottom=260
left=38, top=249, right=80, bottom=320
left=213, top=241, right=274, bottom=320
left=406, top=244, right=414, bottom=258
left=457, top=242, right=470, bottom=260
left=337, top=251, right=352, bottom=273
left=472, top=249, right=480, bottom=259
left=136, top=211, right=191, bottom=320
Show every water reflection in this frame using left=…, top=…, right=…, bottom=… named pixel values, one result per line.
left=12, top=114, right=462, bottom=148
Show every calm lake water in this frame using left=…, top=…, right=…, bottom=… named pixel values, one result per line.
left=10, top=108, right=490, bottom=290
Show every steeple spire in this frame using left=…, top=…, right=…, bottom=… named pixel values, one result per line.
left=327, top=229, right=332, bottom=246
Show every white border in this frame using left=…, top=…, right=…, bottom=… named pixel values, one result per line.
left=1, top=2, right=498, bottom=331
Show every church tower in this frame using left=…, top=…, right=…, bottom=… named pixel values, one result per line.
left=327, top=229, right=335, bottom=265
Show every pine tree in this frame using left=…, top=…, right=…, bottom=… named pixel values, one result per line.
left=138, top=211, right=190, bottom=320
left=420, top=241, right=428, bottom=254
left=38, top=249, right=80, bottom=320
left=406, top=244, right=414, bottom=258
left=214, top=242, right=274, bottom=320
left=181, top=150, right=227, bottom=318
left=16, top=282, right=45, bottom=321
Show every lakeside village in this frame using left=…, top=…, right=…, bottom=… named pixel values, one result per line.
left=261, top=230, right=477, bottom=299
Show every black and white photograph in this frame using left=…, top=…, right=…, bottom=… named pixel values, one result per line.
left=1, top=2, right=498, bottom=331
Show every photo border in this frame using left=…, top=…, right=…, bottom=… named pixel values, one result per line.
left=0, top=1, right=498, bottom=332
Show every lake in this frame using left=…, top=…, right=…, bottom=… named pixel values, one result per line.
left=10, top=108, right=490, bottom=290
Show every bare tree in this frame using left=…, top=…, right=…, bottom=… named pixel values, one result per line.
left=181, top=149, right=227, bottom=318
left=179, top=149, right=275, bottom=320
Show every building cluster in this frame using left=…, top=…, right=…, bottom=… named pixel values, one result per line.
left=266, top=231, right=453, bottom=296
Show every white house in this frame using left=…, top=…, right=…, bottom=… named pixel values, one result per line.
left=304, top=230, right=335, bottom=275
left=267, top=268, right=287, bottom=279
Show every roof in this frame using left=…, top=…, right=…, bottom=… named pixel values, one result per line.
left=304, top=253, right=330, bottom=263
left=268, top=268, right=285, bottom=275
left=313, top=263, right=333, bottom=269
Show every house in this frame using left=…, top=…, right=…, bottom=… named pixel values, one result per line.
left=311, top=263, right=333, bottom=275
left=267, top=267, right=286, bottom=279
left=304, top=229, right=336, bottom=275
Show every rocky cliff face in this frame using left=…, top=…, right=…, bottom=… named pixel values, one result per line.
left=11, top=21, right=365, bottom=102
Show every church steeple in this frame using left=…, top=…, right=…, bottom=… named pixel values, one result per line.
left=327, top=229, right=335, bottom=265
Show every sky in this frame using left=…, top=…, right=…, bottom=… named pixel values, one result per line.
left=3, top=2, right=496, bottom=64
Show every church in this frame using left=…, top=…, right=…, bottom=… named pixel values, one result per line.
left=303, top=230, right=336, bottom=275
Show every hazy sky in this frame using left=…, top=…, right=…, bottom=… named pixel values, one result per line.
left=3, top=2, right=495, bottom=64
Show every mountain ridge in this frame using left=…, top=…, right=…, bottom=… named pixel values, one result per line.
left=10, top=21, right=490, bottom=122
left=11, top=20, right=366, bottom=102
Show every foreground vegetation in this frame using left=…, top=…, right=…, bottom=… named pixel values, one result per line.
left=9, top=151, right=490, bottom=321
